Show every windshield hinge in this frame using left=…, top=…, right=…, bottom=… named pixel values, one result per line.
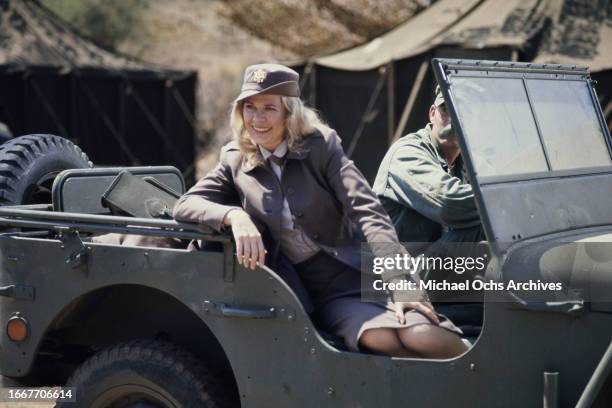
left=58, top=228, right=88, bottom=271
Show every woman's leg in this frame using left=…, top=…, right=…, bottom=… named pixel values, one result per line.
left=359, top=326, right=467, bottom=358
left=358, top=328, right=418, bottom=357
left=397, top=325, right=468, bottom=359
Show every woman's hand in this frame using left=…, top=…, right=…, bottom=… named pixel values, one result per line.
left=224, top=209, right=266, bottom=270
left=394, top=295, right=440, bottom=325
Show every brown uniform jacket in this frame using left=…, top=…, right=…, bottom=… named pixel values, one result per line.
left=173, top=125, right=405, bottom=311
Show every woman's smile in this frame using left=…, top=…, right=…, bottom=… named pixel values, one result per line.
left=252, top=125, right=272, bottom=134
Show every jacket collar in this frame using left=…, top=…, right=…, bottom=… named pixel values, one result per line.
left=241, top=138, right=312, bottom=173
left=258, top=140, right=288, bottom=160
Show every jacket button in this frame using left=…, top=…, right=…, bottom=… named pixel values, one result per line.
left=332, top=250, right=339, bottom=257
left=313, top=233, right=320, bottom=240
left=286, top=187, right=295, bottom=196
left=295, top=211, right=303, bottom=218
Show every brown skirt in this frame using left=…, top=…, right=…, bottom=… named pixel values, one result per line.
left=294, top=251, right=462, bottom=352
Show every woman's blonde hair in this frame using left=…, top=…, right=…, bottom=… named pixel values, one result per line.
left=230, top=96, right=324, bottom=164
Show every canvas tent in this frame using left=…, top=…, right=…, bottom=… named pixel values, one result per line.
left=0, top=0, right=197, bottom=185
left=296, top=0, right=612, bottom=182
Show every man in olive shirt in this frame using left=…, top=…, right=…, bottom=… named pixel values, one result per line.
left=373, top=86, right=484, bottom=257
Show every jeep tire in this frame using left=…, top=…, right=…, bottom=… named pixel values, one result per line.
left=59, top=340, right=229, bottom=408
left=0, top=134, right=91, bottom=205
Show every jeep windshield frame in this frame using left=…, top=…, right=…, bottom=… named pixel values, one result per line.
left=432, top=59, right=612, bottom=255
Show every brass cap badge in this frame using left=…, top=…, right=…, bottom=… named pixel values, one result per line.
left=250, top=68, right=267, bottom=84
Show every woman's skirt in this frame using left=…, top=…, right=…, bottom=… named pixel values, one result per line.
left=294, top=251, right=462, bottom=352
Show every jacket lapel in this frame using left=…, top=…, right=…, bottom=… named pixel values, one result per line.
left=241, top=150, right=266, bottom=173
left=287, top=148, right=309, bottom=160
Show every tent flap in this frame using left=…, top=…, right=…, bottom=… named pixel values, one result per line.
left=312, top=0, right=611, bottom=73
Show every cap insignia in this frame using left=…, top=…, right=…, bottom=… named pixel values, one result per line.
left=250, top=68, right=267, bottom=84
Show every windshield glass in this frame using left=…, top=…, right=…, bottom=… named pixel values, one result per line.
left=451, top=77, right=547, bottom=177
left=526, top=79, right=611, bottom=170
left=450, top=75, right=611, bottom=178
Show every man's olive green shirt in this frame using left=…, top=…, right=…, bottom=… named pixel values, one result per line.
left=372, top=124, right=480, bottom=244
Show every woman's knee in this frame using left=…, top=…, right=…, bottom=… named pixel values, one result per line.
left=397, top=325, right=467, bottom=358
left=359, top=328, right=414, bottom=357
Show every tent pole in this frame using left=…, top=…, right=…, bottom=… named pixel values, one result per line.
left=163, top=80, right=196, bottom=181
left=164, top=80, right=171, bottom=165
left=604, top=101, right=612, bottom=130
left=76, top=75, right=140, bottom=164
left=118, top=77, right=127, bottom=164
left=29, top=76, right=69, bottom=138
left=299, top=61, right=313, bottom=92
left=70, top=73, right=77, bottom=140
left=346, top=67, right=387, bottom=157
left=310, top=63, right=317, bottom=108
left=387, top=62, right=395, bottom=145
left=170, top=86, right=197, bottom=131
left=128, top=84, right=189, bottom=168
left=393, top=60, right=428, bottom=142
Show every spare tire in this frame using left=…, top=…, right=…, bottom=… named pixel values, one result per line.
left=0, top=134, right=92, bottom=205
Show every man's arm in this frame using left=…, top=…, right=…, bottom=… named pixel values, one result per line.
left=387, top=140, right=480, bottom=228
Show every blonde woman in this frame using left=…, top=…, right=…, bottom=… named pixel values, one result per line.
left=173, top=64, right=466, bottom=358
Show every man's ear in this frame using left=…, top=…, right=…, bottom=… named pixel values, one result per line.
left=428, top=105, right=437, bottom=123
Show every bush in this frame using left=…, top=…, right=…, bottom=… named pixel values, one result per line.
left=42, top=0, right=149, bottom=50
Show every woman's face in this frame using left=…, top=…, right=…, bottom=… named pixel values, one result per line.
left=242, top=94, right=286, bottom=151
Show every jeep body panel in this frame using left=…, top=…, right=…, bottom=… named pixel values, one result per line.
left=1, top=223, right=612, bottom=407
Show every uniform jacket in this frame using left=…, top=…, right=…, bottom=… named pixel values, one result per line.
left=372, top=125, right=480, bottom=244
left=173, top=125, right=404, bottom=311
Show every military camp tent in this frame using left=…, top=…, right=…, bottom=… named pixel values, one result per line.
left=296, top=0, right=612, bottom=182
left=0, top=0, right=197, bottom=184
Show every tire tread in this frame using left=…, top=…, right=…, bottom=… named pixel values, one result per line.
left=63, top=339, right=233, bottom=408
left=0, top=134, right=92, bottom=205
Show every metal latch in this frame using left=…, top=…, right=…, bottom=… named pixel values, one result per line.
left=506, top=291, right=584, bottom=316
left=203, top=300, right=295, bottom=322
left=0, top=284, right=35, bottom=300
left=58, top=229, right=88, bottom=270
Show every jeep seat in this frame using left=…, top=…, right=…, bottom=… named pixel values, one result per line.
left=52, top=166, right=185, bottom=215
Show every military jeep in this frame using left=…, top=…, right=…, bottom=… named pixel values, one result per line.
left=0, top=59, right=611, bottom=407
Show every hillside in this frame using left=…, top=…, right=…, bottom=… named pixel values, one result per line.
left=41, top=0, right=429, bottom=176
